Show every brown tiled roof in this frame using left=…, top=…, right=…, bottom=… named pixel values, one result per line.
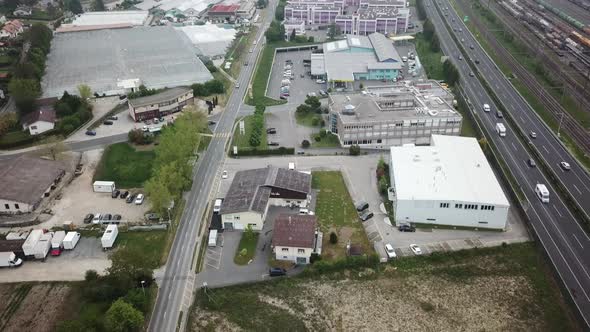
left=272, top=214, right=316, bottom=248
left=23, top=107, right=56, bottom=126
left=0, top=156, right=65, bottom=205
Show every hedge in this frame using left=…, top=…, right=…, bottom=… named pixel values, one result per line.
left=234, top=147, right=294, bottom=156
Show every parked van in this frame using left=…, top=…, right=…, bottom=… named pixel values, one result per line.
left=535, top=184, right=550, bottom=203
left=213, top=199, right=223, bottom=214
left=208, top=229, right=218, bottom=247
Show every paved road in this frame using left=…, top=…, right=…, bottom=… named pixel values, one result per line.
left=439, top=2, right=590, bottom=222
left=425, top=1, right=590, bottom=327
left=147, top=3, right=278, bottom=332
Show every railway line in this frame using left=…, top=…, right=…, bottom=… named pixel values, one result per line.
left=458, top=0, right=590, bottom=156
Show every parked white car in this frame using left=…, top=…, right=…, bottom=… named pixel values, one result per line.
left=222, top=170, right=228, bottom=179
left=385, top=243, right=396, bottom=259
left=410, top=244, right=422, bottom=255
left=134, top=194, right=144, bottom=205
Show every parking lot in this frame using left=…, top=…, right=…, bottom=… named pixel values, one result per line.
left=0, top=237, right=110, bottom=282
left=264, top=104, right=319, bottom=148
left=218, top=155, right=530, bottom=260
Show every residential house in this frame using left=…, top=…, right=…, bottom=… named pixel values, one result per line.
left=272, top=214, right=321, bottom=264
left=22, top=106, right=56, bottom=135
left=0, top=20, right=24, bottom=39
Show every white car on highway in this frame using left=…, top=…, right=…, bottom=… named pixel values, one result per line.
left=222, top=170, right=228, bottom=179
left=560, top=162, right=571, bottom=171
left=410, top=244, right=422, bottom=255
left=385, top=244, right=396, bottom=259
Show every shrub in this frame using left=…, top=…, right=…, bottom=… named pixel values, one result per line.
left=349, top=144, right=361, bottom=156
left=311, top=117, right=320, bottom=126
left=314, top=135, right=321, bottom=142
left=310, top=253, right=321, bottom=263
left=319, top=129, right=327, bottom=138
left=378, top=177, right=389, bottom=195
left=329, top=232, right=338, bottom=244
left=85, top=270, right=99, bottom=281
left=235, top=147, right=294, bottom=156
left=301, top=139, right=310, bottom=148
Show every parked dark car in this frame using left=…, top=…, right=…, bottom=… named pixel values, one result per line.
left=145, top=213, right=160, bottom=221
left=102, top=213, right=112, bottom=221
left=268, top=142, right=279, bottom=146
left=269, top=268, right=287, bottom=277
left=126, top=193, right=136, bottom=203
left=103, top=120, right=113, bottom=125
left=398, top=224, right=416, bottom=232
left=355, top=201, right=369, bottom=212
left=83, top=213, right=94, bottom=224
left=85, top=130, right=96, bottom=136
left=359, top=210, right=374, bottom=221
left=120, top=191, right=129, bottom=199
left=297, top=151, right=305, bottom=155
left=266, top=128, right=276, bottom=134
left=112, top=190, right=120, bottom=198
left=496, top=110, right=503, bottom=118
left=208, top=121, right=216, bottom=126
left=113, top=214, right=122, bottom=220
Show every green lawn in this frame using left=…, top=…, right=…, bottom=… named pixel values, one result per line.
left=311, top=132, right=341, bottom=147
left=295, top=111, right=322, bottom=127
left=234, top=231, right=259, bottom=265
left=93, top=143, right=155, bottom=188
left=247, top=43, right=287, bottom=106
left=116, top=231, right=168, bottom=269
left=312, top=171, right=371, bottom=259
left=231, top=115, right=268, bottom=149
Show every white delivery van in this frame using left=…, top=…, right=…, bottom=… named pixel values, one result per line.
left=101, top=225, right=118, bottom=250
left=93, top=181, right=115, bottom=193
left=22, top=229, right=43, bottom=257
left=535, top=184, right=550, bottom=203
left=63, top=232, right=81, bottom=250
left=483, top=104, right=491, bottom=112
left=208, top=229, right=218, bottom=247
left=496, top=123, right=506, bottom=137
left=288, top=162, right=295, bottom=170
left=0, top=252, right=22, bottom=268
left=213, top=199, right=223, bottom=214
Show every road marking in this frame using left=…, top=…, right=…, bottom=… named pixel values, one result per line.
left=542, top=145, right=549, bottom=153
left=572, top=234, right=584, bottom=248
left=552, top=205, right=563, bottom=218
left=573, top=184, right=582, bottom=195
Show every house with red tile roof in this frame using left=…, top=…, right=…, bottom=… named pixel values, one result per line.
left=0, top=20, right=24, bottom=39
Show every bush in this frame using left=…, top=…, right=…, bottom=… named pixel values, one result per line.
left=329, top=232, right=338, bottom=244
left=314, top=135, right=321, bottom=142
left=378, top=177, right=389, bottom=195
left=85, top=270, right=99, bottom=281
left=311, top=117, right=320, bottom=126
left=349, top=144, right=361, bottom=156
left=301, top=139, right=310, bottom=148
left=319, top=129, right=327, bottom=138
left=310, top=253, right=321, bottom=263
left=235, top=147, right=294, bottom=156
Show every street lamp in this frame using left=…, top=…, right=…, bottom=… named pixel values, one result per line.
left=140, top=280, right=146, bottom=295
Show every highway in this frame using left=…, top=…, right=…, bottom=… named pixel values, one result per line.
left=435, top=1, right=590, bottom=223
left=147, top=3, right=277, bottom=332
left=424, top=0, right=590, bottom=327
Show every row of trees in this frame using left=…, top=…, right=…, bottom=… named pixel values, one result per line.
left=145, top=109, right=207, bottom=215
left=191, top=79, right=225, bottom=97
left=9, top=24, right=53, bottom=115
left=249, top=105, right=266, bottom=147
left=265, top=20, right=286, bottom=43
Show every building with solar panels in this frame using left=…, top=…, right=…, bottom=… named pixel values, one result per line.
left=219, top=167, right=312, bottom=231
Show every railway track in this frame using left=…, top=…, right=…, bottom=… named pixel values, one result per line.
left=457, top=0, right=590, bottom=155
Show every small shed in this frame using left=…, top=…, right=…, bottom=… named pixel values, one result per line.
left=93, top=181, right=115, bottom=193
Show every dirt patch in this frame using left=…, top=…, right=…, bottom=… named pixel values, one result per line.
left=190, top=308, right=241, bottom=332
left=2, top=284, right=72, bottom=332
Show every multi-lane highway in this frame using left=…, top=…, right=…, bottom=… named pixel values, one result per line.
left=147, top=3, right=277, bottom=332
left=423, top=0, right=590, bottom=327
left=435, top=1, right=590, bottom=222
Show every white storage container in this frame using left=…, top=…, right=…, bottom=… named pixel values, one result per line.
left=93, top=181, right=115, bottom=193
left=101, top=225, right=118, bottom=249
left=22, top=229, right=43, bottom=257
left=63, top=232, right=81, bottom=250
left=51, top=231, right=66, bottom=249
left=34, top=232, right=53, bottom=260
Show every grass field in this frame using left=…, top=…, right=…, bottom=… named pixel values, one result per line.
left=312, top=171, right=371, bottom=259
left=295, top=111, right=322, bottom=127
left=414, top=33, right=444, bottom=81
left=231, top=115, right=268, bottom=148
left=93, top=143, right=155, bottom=188
left=311, top=132, right=341, bottom=147
left=190, top=242, right=577, bottom=331
left=116, top=231, right=168, bottom=269
left=247, top=43, right=287, bottom=106
left=234, top=231, right=260, bottom=265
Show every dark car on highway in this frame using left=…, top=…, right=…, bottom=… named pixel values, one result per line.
left=269, top=268, right=287, bottom=277
left=398, top=224, right=416, bottom=232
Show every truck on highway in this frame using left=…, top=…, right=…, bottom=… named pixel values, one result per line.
left=535, top=184, right=550, bottom=203
left=22, top=229, right=43, bottom=258
left=0, top=252, right=23, bottom=268
left=496, top=123, right=506, bottom=137
left=50, top=231, right=66, bottom=256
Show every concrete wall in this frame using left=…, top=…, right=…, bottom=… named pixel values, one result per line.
left=26, top=121, right=54, bottom=135
left=0, top=199, right=32, bottom=214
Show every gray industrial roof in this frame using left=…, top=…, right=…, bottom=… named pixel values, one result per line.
left=41, top=26, right=213, bottom=98
left=0, top=156, right=65, bottom=205
left=220, top=167, right=311, bottom=215
left=369, top=33, right=401, bottom=62
left=128, top=87, right=192, bottom=108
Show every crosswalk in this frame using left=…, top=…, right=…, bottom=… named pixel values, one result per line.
left=212, top=132, right=232, bottom=138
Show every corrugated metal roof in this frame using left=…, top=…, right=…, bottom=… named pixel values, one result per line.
left=368, top=32, right=401, bottom=62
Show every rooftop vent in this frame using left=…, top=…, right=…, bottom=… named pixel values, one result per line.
left=342, top=104, right=356, bottom=115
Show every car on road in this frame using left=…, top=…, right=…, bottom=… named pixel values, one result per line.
left=560, top=162, right=571, bottom=171
left=266, top=128, right=276, bottom=134
left=235, top=83, right=240, bottom=89
left=307, top=92, right=317, bottom=97
left=208, top=121, right=216, bottom=126
left=496, top=110, right=503, bottom=118
left=316, top=79, right=325, bottom=84
left=530, top=131, right=537, bottom=139
left=385, top=244, right=396, bottom=259
left=300, top=74, right=304, bottom=78
left=410, top=244, right=422, bottom=255
left=483, top=104, right=491, bottom=112
left=267, top=142, right=279, bottom=146
left=296, top=150, right=305, bottom=155
left=93, top=213, right=102, bottom=224
left=359, top=210, right=374, bottom=221
left=222, top=170, right=228, bottom=179
left=135, top=194, right=144, bottom=205
left=84, top=213, right=94, bottom=224
left=458, top=55, right=463, bottom=60
left=355, top=201, right=369, bottom=212
left=126, top=193, right=136, bottom=203
left=85, top=130, right=96, bottom=136
left=103, top=120, right=113, bottom=125
left=145, top=213, right=160, bottom=221
left=244, top=61, right=249, bottom=66
left=469, top=72, right=474, bottom=77
left=398, top=224, right=416, bottom=232
left=318, top=90, right=327, bottom=96
left=475, top=59, right=480, bottom=64
left=528, top=158, right=536, bottom=167
left=470, top=44, right=474, bottom=49
left=269, top=268, right=287, bottom=277
left=108, top=116, right=118, bottom=120
left=112, top=189, right=120, bottom=198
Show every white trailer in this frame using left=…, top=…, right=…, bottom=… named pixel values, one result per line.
left=22, top=229, right=43, bottom=257
left=93, top=181, right=116, bottom=193
left=33, top=232, right=53, bottom=260
left=63, top=232, right=81, bottom=250
left=0, top=252, right=22, bottom=268
left=496, top=123, right=506, bottom=137
left=208, top=229, right=218, bottom=247
left=101, top=225, right=118, bottom=250
left=51, top=231, right=66, bottom=249
left=6, top=231, right=29, bottom=240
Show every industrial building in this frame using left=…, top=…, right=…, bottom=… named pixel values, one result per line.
left=0, top=156, right=66, bottom=214
left=327, top=80, right=461, bottom=148
left=128, top=87, right=194, bottom=121
left=272, top=214, right=322, bottom=264
left=60, top=11, right=149, bottom=30
left=41, top=26, right=213, bottom=98
left=389, top=135, right=510, bottom=229
left=220, top=167, right=312, bottom=231
left=312, top=33, right=403, bottom=88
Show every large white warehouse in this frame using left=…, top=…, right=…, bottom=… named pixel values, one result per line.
left=389, top=135, right=510, bottom=230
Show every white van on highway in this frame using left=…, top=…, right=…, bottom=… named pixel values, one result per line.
left=535, top=184, right=550, bottom=203
left=483, top=104, right=490, bottom=112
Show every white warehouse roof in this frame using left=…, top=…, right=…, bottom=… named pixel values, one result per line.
left=390, top=135, right=509, bottom=206
left=68, top=11, right=149, bottom=26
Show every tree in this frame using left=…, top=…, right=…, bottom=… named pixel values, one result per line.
left=93, top=0, right=105, bottom=10
left=296, top=103, right=311, bottom=114
left=145, top=176, right=172, bottom=216
left=319, top=129, right=327, bottom=138
left=13, top=63, right=38, bottom=79
left=65, top=0, right=83, bottom=14
left=77, top=84, right=92, bottom=102
left=442, top=60, right=460, bottom=87
left=105, top=299, right=144, bottom=332
left=124, top=289, right=149, bottom=313
left=0, top=112, right=18, bottom=136
left=329, top=232, right=338, bottom=244
left=327, top=23, right=341, bottom=40
left=85, top=270, right=99, bottom=281
left=157, top=161, right=187, bottom=194
left=128, top=129, right=146, bottom=145
left=290, top=29, right=296, bottom=42
left=8, top=79, right=41, bottom=114
left=349, top=144, right=361, bottom=156
left=305, top=95, right=321, bottom=111
left=301, top=139, right=310, bottom=148
left=307, top=36, right=314, bottom=42
left=38, top=136, right=69, bottom=160
left=378, top=176, right=389, bottom=195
